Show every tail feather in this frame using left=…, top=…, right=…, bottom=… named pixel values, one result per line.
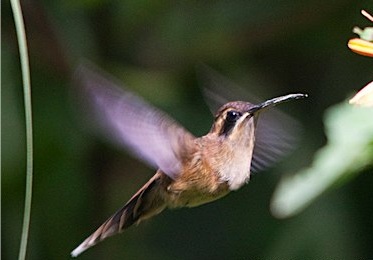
left=71, top=172, right=168, bottom=257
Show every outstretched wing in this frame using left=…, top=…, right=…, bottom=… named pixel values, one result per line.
left=197, top=64, right=302, bottom=173
left=74, top=64, right=195, bottom=179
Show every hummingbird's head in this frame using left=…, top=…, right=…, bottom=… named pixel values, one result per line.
left=210, top=93, right=307, bottom=139
left=210, top=101, right=256, bottom=139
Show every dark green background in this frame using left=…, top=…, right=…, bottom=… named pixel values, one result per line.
left=3, top=1, right=372, bottom=259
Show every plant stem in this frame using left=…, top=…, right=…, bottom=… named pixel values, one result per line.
left=10, top=0, right=34, bottom=259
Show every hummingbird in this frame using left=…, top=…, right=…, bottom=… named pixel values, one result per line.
left=71, top=64, right=307, bottom=257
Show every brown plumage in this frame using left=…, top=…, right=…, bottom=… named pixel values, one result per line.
left=71, top=64, right=307, bottom=257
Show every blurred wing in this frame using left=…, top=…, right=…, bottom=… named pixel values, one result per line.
left=250, top=111, right=301, bottom=172
left=74, top=64, right=195, bottom=179
left=197, top=64, right=301, bottom=173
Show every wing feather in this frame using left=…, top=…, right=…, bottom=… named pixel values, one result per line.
left=75, top=64, right=195, bottom=179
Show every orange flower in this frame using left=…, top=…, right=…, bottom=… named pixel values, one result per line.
left=348, top=38, right=373, bottom=57
left=347, top=10, right=373, bottom=57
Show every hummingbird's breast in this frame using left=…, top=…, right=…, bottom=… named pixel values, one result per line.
left=164, top=125, right=255, bottom=208
left=165, top=149, right=230, bottom=208
left=203, top=121, right=255, bottom=191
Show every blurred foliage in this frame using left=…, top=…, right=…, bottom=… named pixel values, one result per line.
left=271, top=102, right=373, bottom=218
left=271, top=5, right=373, bottom=244
left=2, top=0, right=373, bottom=260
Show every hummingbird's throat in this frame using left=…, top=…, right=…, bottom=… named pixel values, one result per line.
left=220, top=118, right=255, bottom=190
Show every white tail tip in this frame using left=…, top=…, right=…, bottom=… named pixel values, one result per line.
left=71, top=243, right=86, bottom=257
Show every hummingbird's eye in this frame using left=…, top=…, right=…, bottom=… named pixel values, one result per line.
left=226, top=111, right=242, bottom=123
left=220, top=110, right=243, bottom=136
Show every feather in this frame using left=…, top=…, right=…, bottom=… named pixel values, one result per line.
left=197, top=64, right=302, bottom=173
left=74, top=64, right=195, bottom=179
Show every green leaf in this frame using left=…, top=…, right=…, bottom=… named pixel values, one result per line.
left=271, top=102, right=373, bottom=218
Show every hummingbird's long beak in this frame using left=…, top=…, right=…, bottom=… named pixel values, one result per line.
left=249, top=93, right=308, bottom=114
